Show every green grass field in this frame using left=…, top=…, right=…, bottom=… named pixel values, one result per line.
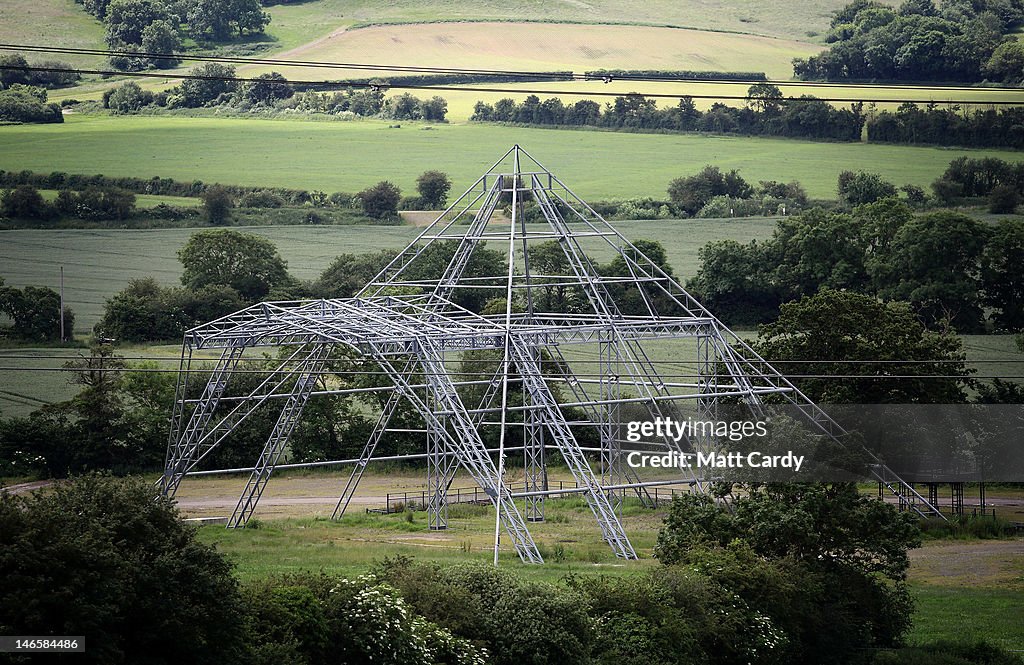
left=4, top=115, right=1020, bottom=202
left=0, top=0, right=106, bottom=69
left=0, top=217, right=778, bottom=330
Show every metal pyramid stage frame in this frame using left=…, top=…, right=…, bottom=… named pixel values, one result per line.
left=159, top=145, right=943, bottom=563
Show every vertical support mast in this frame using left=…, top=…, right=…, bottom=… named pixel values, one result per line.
left=493, top=146, right=521, bottom=566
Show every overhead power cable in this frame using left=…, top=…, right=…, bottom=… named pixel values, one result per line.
left=4, top=42, right=1024, bottom=93
left=1, top=49, right=1022, bottom=105
left=0, top=366, right=1015, bottom=381
left=1, top=354, right=1021, bottom=364
left=4, top=63, right=1022, bottom=106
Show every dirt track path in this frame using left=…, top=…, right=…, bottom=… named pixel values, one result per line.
left=174, top=495, right=381, bottom=510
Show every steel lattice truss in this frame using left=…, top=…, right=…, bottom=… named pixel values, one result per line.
left=159, top=146, right=943, bottom=563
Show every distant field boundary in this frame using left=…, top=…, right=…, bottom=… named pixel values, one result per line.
left=345, top=18, right=779, bottom=41
left=293, top=69, right=769, bottom=91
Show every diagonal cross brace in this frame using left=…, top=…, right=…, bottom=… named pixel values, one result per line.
left=368, top=338, right=542, bottom=563
left=160, top=343, right=246, bottom=497
left=509, top=339, right=637, bottom=559
left=227, top=344, right=332, bottom=528
left=415, top=340, right=544, bottom=563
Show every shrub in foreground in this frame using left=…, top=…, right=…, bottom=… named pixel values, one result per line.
left=0, top=475, right=247, bottom=664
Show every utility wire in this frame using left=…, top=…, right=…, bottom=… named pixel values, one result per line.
left=4, top=42, right=1024, bottom=93
left=0, top=367, right=1013, bottom=380
left=1, top=354, right=1021, bottom=364
left=2, top=63, right=1022, bottom=106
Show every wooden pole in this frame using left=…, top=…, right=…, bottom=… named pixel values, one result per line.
left=59, top=266, right=65, bottom=342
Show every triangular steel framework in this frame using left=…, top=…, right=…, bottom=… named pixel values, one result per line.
left=160, top=146, right=944, bottom=565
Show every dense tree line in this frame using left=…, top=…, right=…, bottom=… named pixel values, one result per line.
left=0, top=183, right=136, bottom=223
left=0, top=278, right=74, bottom=343
left=298, top=70, right=574, bottom=90
left=469, top=88, right=1023, bottom=150
left=0, top=168, right=334, bottom=205
left=666, top=165, right=810, bottom=217
left=867, top=103, right=1024, bottom=149
left=1, top=172, right=448, bottom=228
left=753, top=289, right=972, bottom=403
left=96, top=66, right=450, bottom=121
left=0, top=85, right=63, bottom=124
left=793, top=0, right=1023, bottom=82
left=471, top=87, right=867, bottom=141
left=584, top=68, right=768, bottom=82
left=688, top=193, right=1024, bottom=333
left=930, top=156, right=1024, bottom=202
left=75, top=0, right=270, bottom=70
left=0, top=54, right=80, bottom=89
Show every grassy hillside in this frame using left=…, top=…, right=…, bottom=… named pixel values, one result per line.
left=0, top=0, right=106, bottom=68
left=1, top=0, right=877, bottom=67
left=240, top=22, right=821, bottom=80
left=4, top=115, right=1020, bottom=201
left=260, top=0, right=878, bottom=46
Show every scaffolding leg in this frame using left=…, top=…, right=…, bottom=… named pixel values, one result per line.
left=227, top=344, right=330, bottom=528
left=160, top=343, right=245, bottom=498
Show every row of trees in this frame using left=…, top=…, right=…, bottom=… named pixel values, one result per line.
left=99, top=65, right=450, bottom=121
left=471, top=88, right=868, bottom=142
left=0, top=168, right=320, bottom=203
left=867, top=103, right=1024, bottom=150
left=666, top=166, right=810, bottom=217
left=471, top=86, right=1024, bottom=151
left=0, top=85, right=63, bottom=124
left=0, top=54, right=80, bottom=89
left=688, top=199, right=1024, bottom=332
left=1, top=171, right=453, bottom=227
left=1, top=184, right=137, bottom=222
left=76, top=0, right=270, bottom=70
left=932, top=156, right=1024, bottom=203
left=793, top=0, right=1023, bottom=82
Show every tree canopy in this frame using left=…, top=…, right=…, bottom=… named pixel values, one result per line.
left=0, top=475, right=247, bottom=664
left=177, top=229, right=291, bottom=300
left=754, top=289, right=971, bottom=404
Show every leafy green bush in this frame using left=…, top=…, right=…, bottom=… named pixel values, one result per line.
left=655, top=485, right=921, bottom=664
left=238, top=189, right=285, bottom=208
left=696, top=195, right=764, bottom=218
left=104, top=82, right=155, bottom=113
left=376, top=557, right=591, bottom=665
left=242, top=571, right=485, bottom=665
left=0, top=85, right=63, bottom=124
left=357, top=181, right=402, bottom=219
left=614, top=197, right=672, bottom=220
left=0, top=475, right=247, bottom=664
